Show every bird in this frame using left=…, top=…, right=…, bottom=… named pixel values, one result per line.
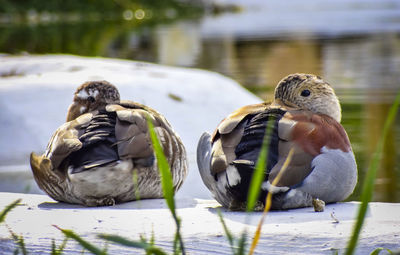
left=197, top=73, right=357, bottom=210
left=30, top=80, right=188, bottom=206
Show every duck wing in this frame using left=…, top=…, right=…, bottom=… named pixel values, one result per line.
left=107, top=101, right=187, bottom=190
left=67, top=101, right=180, bottom=174
left=198, top=104, right=356, bottom=210
left=30, top=113, right=93, bottom=202
left=197, top=102, right=279, bottom=209
left=44, top=113, right=93, bottom=171
left=266, top=110, right=357, bottom=205
left=209, top=102, right=271, bottom=176
left=268, top=110, right=352, bottom=187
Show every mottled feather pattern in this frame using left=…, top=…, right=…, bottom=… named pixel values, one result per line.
left=201, top=108, right=286, bottom=210
left=274, top=74, right=314, bottom=101
left=197, top=73, right=357, bottom=210
left=30, top=81, right=187, bottom=206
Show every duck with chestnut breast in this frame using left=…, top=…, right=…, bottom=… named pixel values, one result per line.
left=197, top=73, right=357, bottom=210
left=30, top=81, right=188, bottom=206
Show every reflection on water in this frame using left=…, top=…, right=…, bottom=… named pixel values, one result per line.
left=1, top=1, right=399, bottom=202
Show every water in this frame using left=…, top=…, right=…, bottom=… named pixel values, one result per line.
left=1, top=0, right=399, bottom=202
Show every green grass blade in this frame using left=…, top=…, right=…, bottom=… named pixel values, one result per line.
left=217, top=209, right=234, bottom=249
left=147, top=116, right=185, bottom=254
left=52, top=239, right=57, bottom=255
left=150, top=227, right=155, bottom=246
left=246, top=118, right=274, bottom=212
left=55, top=226, right=105, bottom=255
left=99, top=234, right=167, bottom=255
left=18, top=235, right=27, bottom=255
left=147, top=117, right=176, bottom=214
left=249, top=148, right=294, bottom=255
left=370, top=247, right=393, bottom=255
left=15, top=235, right=27, bottom=255
left=0, top=199, right=22, bottom=223
left=52, top=237, right=69, bottom=255
left=99, top=234, right=148, bottom=249
left=9, top=229, right=27, bottom=255
left=58, top=237, right=69, bottom=254
left=173, top=217, right=184, bottom=255
left=345, top=92, right=400, bottom=255
left=173, top=231, right=179, bottom=255
left=132, top=169, right=141, bottom=201
left=236, top=231, right=248, bottom=255
left=146, top=248, right=169, bottom=255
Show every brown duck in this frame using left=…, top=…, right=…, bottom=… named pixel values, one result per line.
left=30, top=81, right=187, bottom=206
left=197, top=73, right=357, bottom=210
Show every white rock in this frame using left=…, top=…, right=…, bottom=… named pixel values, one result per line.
left=0, top=192, right=399, bottom=254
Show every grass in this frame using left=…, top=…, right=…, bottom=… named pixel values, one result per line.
left=248, top=148, right=295, bottom=255
left=8, top=226, right=27, bottom=255
left=217, top=209, right=248, bottom=255
left=51, top=237, right=69, bottom=255
left=246, top=116, right=274, bottom=212
left=345, top=92, right=400, bottom=255
left=0, top=199, right=21, bottom=224
left=147, top=116, right=185, bottom=255
left=1, top=93, right=399, bottom=254
left=99, top=233, right=167, bottom=255
left=54, top=226, right=107, bottom=255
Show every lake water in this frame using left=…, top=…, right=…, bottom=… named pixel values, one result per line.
left=1, top=0, right=399, bottom=202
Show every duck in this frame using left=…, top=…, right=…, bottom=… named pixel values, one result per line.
left=197, top=73, right=357, bottom=210
left=30, top=80, right=188, bottom=206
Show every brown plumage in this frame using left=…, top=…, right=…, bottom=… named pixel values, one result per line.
left=30, top=81, right=188, bottom=206
left=197, top=73, right=357, bottom=210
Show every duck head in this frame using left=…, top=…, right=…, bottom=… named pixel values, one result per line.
left=66, top=80, right=120, bottom=121
left=274, top=73, right=341, bottom=122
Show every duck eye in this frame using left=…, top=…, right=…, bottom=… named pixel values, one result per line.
left=301, top=89, right=311, bottom=97
left=88, top=96, right=95, bottom=103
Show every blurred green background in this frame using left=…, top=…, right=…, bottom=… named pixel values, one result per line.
left=0, top=0, right=399, bottom=202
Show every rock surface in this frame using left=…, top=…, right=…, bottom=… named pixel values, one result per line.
left=0, top=192, right=399, bottom=254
